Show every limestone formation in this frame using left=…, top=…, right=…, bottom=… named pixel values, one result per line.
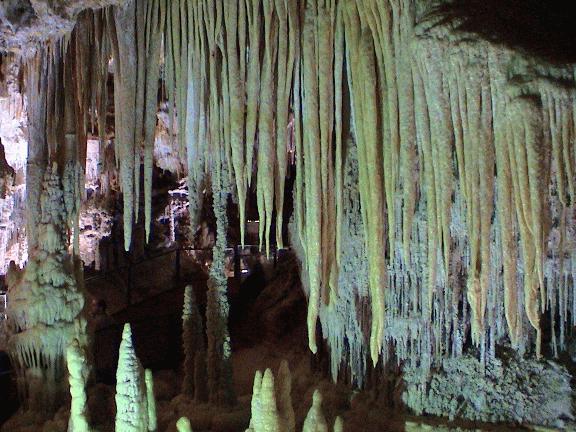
left=115, top=323, right=149, bottom=432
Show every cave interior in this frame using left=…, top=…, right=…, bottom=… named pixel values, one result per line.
left=1, top=0, right=576, bottom=431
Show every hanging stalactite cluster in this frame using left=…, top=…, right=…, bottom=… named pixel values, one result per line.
left=19, top=0, right=576, bottom=387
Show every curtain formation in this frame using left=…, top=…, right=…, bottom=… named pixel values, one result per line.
left=21, top=0, right=576, bottom=384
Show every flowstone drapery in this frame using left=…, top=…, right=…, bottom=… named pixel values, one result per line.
left=7, top=163, right=84, bottom=414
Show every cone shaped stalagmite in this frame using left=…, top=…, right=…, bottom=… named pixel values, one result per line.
left=115, top=323, right=149, bottom=432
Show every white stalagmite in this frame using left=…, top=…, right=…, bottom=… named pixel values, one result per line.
left=276, top=360, right=295, bottom=432
left=176, top=417, right=193, bottom=432
left=145, top=369, right=157, bottom=432
left=302, top=390, right=328, bottom=432
left=333, top=417, right=343, bottom=432
left=115, top=323, right=149, bottom=432
left=66, top=338, right=91, bottom=432
left=246, top=362, right=295, bottom=432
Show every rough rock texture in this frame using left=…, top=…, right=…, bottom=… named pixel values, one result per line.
left=115, top=323, right=149, bottom=432
left=79, top=206, right=113, bottom=269
left=0, top=0, right=127, bottom=55
left=6, top=164, right=84, bottom=414
left=403, top=352, right=574, bottom=428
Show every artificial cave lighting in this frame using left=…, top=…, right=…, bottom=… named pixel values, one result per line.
left=0, top=0, right=576, bottom=431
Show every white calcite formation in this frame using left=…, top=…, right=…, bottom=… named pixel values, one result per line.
left=246, top=361, right=301, bottom=432
left=115, top=323, right=149, bottom=432
left=7, top=163, right=84, bottom=413
left=67, top=337, right=91, bottom=432
left=302, top=390, right=329, bottom=432
left=206, top=146, right=235, bottom=407
left=4, top=1, right=576, bottom=428
left=176, top=417, right=193, bottom=432
left=145, top=369, right=157, bottom=432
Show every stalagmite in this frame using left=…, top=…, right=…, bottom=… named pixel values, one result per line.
left=248, top=368, right=281, bottom=432
left=276, top=360, right=295, bottom=432
left=206, top=157, right=235, bottom=406
left=181, top=284, right=206, bottom=400
left=246, top=361, right=295, bottom=432
left=115, top=323, right=149, bottom=432
left=176, top=417, right=193, bottom=432
left=67, top=338, right=91, bottom=432
left=333, top=417, right=343, bottom=432
left=302, top=390, right=328, bottom=432
left=145, top=369, right=157, bottom=432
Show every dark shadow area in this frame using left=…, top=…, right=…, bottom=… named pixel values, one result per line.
left=0, top=350, right=18, bottom=426
left=434, top=0, right=576, bottom=64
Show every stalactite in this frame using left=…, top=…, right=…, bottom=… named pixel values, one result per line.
left=109, top=0, right=138, bottom=251
left=343, top=3, right=386, bottom=364
left=244, top=0, right=262, bottom=189
left=224, top=0, right=247, bottom=247
left=301, top=3, right=323, bottom=355
left=489, top=50, right=520, bottom=347
left=509, top=97, right=544, bottom=357
left=185, top=0, right=207, bottom=232
left=25, top=49, right=49, bottom=252
left=273, top=0, right=298, bottom=250
left=256, top=0, right=277, bottom=257
left=143, top=0, right=164, bottom=242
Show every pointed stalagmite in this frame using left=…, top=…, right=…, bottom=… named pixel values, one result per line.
left=115, top=323, right=149, bottom=432
left=145, top=369, right=157, bottom=432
